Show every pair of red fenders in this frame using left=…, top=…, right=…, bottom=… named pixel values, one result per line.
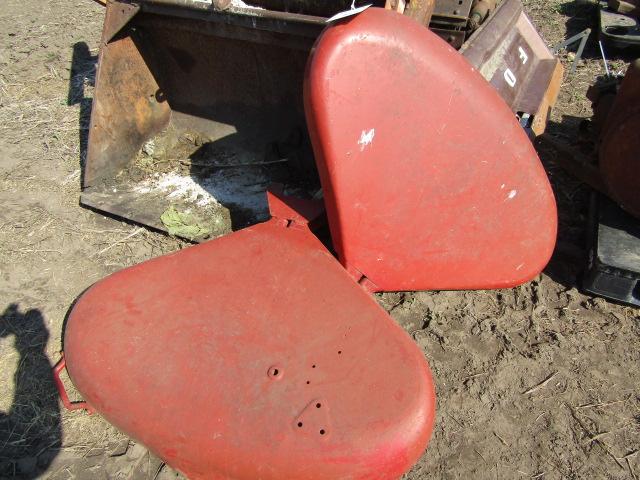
left=60, top=8, right=557, bottom=479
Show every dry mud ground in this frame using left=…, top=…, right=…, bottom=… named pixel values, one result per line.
left=0, top=0, right=639, bottom=478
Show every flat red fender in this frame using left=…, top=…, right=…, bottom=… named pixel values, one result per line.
left=64, top=192, right=435, bottom=480
left=304, top=8, right=557, bottom=291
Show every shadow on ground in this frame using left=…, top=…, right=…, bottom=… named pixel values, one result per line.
left=67, top=41, right=97, bottom=187
left=537, top=116, right=596, bottom=291
left=0, top=304, right=61, bottom=479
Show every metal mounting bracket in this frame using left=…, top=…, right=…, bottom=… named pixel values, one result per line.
left=553, top=28, right=591, bottom=75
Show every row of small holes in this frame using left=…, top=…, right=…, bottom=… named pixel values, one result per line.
left=297, top=422, right=326, bottom=435
left=301, top=364, right=328, bottom=434
left=304, top=352, right=341, bottom=384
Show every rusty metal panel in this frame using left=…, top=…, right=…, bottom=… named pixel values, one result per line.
left=83, top=0, right=316, bottom=236
left=101, top=0, right=140, bottom=43
left=460, top=0, right=520, bottom=65
left=84, top=8, right=171, bottom=187
left=236, top=0, right=372, bottom=15
left=531, top=60, right=563, bottom=135
left=432, top=0, right=473, bottom=23
left=429, top=0, right=473, bottom=48
left=431, top=26, right=466, bottom=48
left=461, top=0, right=563, bottom=133
left=143, top=0, right=329, bottom=28
left=404, top=0, right=437, bottom=26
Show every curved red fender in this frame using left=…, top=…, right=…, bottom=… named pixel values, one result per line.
left=64, top=192, right=436, bottom=480
left=305, top=8, right=557, bottom=292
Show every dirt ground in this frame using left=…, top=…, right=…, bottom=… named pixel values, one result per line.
left=0, top=0, right=638, bottom=478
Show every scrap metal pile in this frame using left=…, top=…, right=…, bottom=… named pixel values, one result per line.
left=55, top=2, right=563, bottom=478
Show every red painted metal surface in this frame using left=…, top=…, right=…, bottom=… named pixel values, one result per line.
left=64, top=191, right=435, bottom=480
left=304, top=8, right=557, bottom=292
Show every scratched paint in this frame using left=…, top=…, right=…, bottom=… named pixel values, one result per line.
left=507, top=190, right=517, bottom=200
left=358, top=129, right=375, bottom=151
